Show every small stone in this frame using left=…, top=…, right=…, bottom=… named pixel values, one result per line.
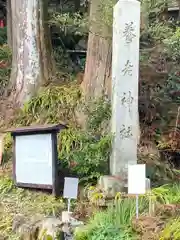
left=69, top=217, right=84, bottom=229
left=98, top=175, right=125, bottom=198
left=38, top=217, right=63, bottom=239
left=62, top=211, right=72, bottom=223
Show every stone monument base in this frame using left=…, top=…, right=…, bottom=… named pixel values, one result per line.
left=97, top=175, right=128, bottom=198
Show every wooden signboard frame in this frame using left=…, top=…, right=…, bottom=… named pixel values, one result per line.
left=7, top=123, right=67, bottom=196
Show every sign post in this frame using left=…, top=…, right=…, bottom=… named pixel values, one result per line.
left=63, top=177, right=79, bottom=221
left=128, top=164, right=146, bottom=219
left=145, top=178, right=152, bottom=215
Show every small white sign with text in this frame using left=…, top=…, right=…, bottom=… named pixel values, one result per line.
left=63, top=177, right=79, bottom=199
left=128, top=164, right=146, bottom=195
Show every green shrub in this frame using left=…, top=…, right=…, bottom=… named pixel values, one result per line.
left=148, top=22, right=173, bottom=42
left=0, top=44, right=11, bottom=61
left=0, top=27, right=7, bottom=45
left=5, top=86, right=111, bottom=184
left=59, top=129, right=111, bottom=183
left=164, top=28, right=180, bottom=62
left=75, top=223, right=134, bottom=240
left=59, top=97, right=111, bottom=183
left=152, top=183, right=180, bottom=204
left=50, top=12, right=88, bottom=36
left=12, top=84, right=81, bottom=126
left=160, top=218, right=180, bottom=240
left=84, top=97, right=111, bottom=134
left=74, top=199, right=146, bottom=240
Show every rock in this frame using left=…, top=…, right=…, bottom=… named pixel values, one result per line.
left=12, top=214, right=84, bottom=240
left=13, top=215, right=63, bottom=240
left=98, top=175, right=126, bottom=198
left=69, top=217, right=83, bottom=229
left=62, top=218, right=84, bottom=240
left=16, top=222, right=39, bottom=240
left=12, top=214, right=27, bottom=232
left=13, top=214, right=43, bottom=240
left=38, top=217, right=63, bottom=239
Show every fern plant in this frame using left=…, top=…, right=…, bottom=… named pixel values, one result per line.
left=160, top=219, right=180, bottom=240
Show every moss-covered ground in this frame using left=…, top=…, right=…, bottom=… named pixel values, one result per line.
left=0, top=169, right=64, bottom=239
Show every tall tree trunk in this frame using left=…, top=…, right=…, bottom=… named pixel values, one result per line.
left=81, top=0, right=112, bottom=100
left=9, top=0, right=55, bottom=106
left=7, top=0, right=12, bottom=48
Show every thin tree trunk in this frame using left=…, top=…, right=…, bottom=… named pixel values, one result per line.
left=7, top=0, right=12, bottom=48
left=9, top=0, right=55, bottom=106
left=81, top=0, right=112, bottom=100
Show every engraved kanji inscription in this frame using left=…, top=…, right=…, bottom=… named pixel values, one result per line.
left=119, top=125, right=133, bottom=139
left=121, top=91, right=134, bottom=112
left=122, top=60, right=133, bottom=76
left=123, top=22, right=136, bottom=44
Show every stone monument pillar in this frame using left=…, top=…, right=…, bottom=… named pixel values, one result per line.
left=111, top=0, right=140, bottom=178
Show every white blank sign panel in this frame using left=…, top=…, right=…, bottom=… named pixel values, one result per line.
left=63, top=177, right=79, bottom=199
left=15, top=134, right=53, bottom=185
left=128, top=164, right=146, bottom=195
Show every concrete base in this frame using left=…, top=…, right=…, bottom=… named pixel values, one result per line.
left=62, top=211, right=73, bottom=223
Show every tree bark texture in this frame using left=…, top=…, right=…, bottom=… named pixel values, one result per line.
left=81, top=0, right=112, bottom=100
left=10, top=0, right=54, bottom=105
left=7, top=0, right=12, bottom=48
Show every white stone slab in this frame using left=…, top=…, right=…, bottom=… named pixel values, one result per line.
left=111, top=0, right=141, bottom=176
